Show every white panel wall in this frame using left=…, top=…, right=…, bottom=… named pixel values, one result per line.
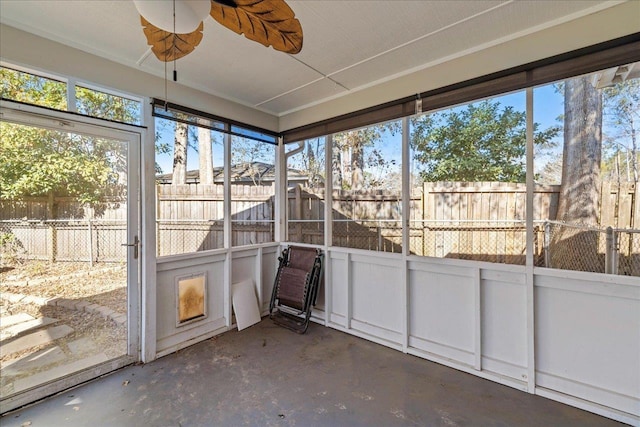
left=481, top=270, right=527, bottom=381
left=230, top=245, right=279, bottom=314
left=409, top=262, right=476, bottom=366
left=260, top=247, right=278, bottom=314
left=351, top=254, right=403, bottom=344
left=155, top=251, right=227, bottom=356
left=320, top=248, right=639, bottom=424
left=155, top=244, right=279, bottom=357
left=152, top=242, right=639, bottom=423
left=329, top=252, right=348, bottom=327
left=535, top=273, right=640, bottom=417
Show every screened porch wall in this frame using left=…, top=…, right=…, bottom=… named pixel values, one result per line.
left=313, top=247, right=639, bottom=424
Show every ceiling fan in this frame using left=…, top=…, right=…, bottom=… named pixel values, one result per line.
left=134, top=0, right=303, bottom=62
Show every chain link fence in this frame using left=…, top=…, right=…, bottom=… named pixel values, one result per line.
left=4, top=218, right=638, bottom=275
left=616, top=229, right=640, bottom=275
left=155, top=219, right=276, bottom=256
left=156, top=220, right=224, bottom=256
left=325, top=218, right=639, bottom=276
left=544, top=221, right=640, bottom=276
left=288, top=220, right=325, bottom=246
left=1, top=219, right=277, bottom=261
left=1, top=220, right=126, bottom=265
left=332, top=219, right=403, bottom=253
left=408, top=220, right=531, bottom=264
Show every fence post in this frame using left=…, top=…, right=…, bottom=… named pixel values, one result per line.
left=543, top=221, right=551, bottom=268
left=295, top=184, right=302, bottom=241
left=156, top=220, right=161, bottom=257
left=88, top=219, right=94, bottom=267
left=605, top=226, right=618, bottom=274
left=47, top=222, right=57, bottom=263
left=612, top=229, right=619, bottom=275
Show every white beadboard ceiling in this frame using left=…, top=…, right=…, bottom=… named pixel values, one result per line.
left=0, top=0, right=621, bottom=116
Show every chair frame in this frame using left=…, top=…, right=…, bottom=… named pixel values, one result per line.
left=269, top=245, right=323, bottom=333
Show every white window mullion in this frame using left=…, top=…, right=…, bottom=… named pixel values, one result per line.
left=325, top=135, right=333, bottom=248
left=223, top=129, right=232, bottom=327
left=275, top=137, right=286, bottom=242
left=525, top=85, right=536, bottom=393
left=66, top=77, right=77, bottom=113
left=401, top=117, right=410, bottom=352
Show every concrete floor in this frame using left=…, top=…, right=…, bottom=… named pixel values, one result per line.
left=1, top=320, right=625, bottom=427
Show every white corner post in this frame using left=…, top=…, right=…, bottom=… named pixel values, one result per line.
left=401, top=116, right=410, bottom=352
left=525, top=84, right=536, bottom=393
left=274, top=137, right=287, bottom=243
left=140, top=97, right=157, bottom=363
left=223, top=129, right=232, bottom=327
left=324, top=135, right=334, bottom=326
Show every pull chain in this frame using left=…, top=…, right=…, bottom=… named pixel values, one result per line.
left=173, top=0, right=177, bottom=82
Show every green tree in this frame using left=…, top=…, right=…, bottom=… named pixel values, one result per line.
left=76, top=86, right=141, bottom=124
left=410, top=100, right=559, bottom=183
left=0, top=67, right=130, bottom=207
left=0, top=122, right=124, bottom=205
left=1, top=67, right=67, bottom=110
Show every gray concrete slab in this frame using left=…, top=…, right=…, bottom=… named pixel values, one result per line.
left=67, top=337, right=98, bottom=355
left=1, top=317, right=58, bottom=339
left=0, top=320, right=626, bottom=427
left=12, top=353, right=109, bottom=394
left=0, top=313, right=34, bottom=328
left=0, top=325, right=73, bottom=358
left=1, top=346, right=66, bottom=376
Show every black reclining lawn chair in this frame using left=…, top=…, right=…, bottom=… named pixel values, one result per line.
left=269, top=246, right=323, bottom=334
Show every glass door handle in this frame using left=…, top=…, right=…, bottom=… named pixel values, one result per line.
left=121, top=235, right=140, bottom=259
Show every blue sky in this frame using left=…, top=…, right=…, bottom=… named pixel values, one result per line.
left=155, top=82, right=567, bottom=177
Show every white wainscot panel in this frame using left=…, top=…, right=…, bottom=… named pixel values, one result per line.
left=232, top=250, right=258, bottom=283
left=481, top=270, right=527, bottom=381
left=329, top=253, right=347, bottom=326
left=314, top=268, right=326, bottom=313
left=350, top=255, right=403, bottom=343
left=261, top=248, right=278, bottom=313
left=409, top=263, right=475, bottom=366
left=156, top=253, right=226, bottom=354
left=535, top=275, right=640, bottom=417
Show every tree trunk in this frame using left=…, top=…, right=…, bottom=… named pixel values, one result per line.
left=351, top=137, right=364, bottom=190
left=306, top=143, right=317, bottom=187
left=551, top=75, right=603, bottom=272
left=197, top=121, right=214, bottom=184
left=172, top=121, right=188, bottom=185
left=332, top=148, right=343, bottom=190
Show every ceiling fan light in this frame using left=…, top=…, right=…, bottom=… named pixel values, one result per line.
left=133, top=0, right=211, bottom=33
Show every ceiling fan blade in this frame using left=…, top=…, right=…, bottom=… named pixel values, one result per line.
left=141, top=16, right=204, bottom=62
left=209, top=0, right=303, bottom=54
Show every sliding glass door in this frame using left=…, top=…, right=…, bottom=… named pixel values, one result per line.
left=0, top=108, right=140, bottom=412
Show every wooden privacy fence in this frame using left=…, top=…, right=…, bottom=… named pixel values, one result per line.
left=288, top=181, right=639, bottom=272
left=414, top=181, right=557, bottom=263
left=0, top=184, right=276, bottom=260
left=1, top=181, right=637, bottom=272
left=155, top=183, right=275, bottom=255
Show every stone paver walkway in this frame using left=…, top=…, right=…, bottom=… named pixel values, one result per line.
left=0, top=292, right=126, bottom=325
left=0, top=288, right=119, bottom=397
left=0, top=325, right=73, bottom=358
